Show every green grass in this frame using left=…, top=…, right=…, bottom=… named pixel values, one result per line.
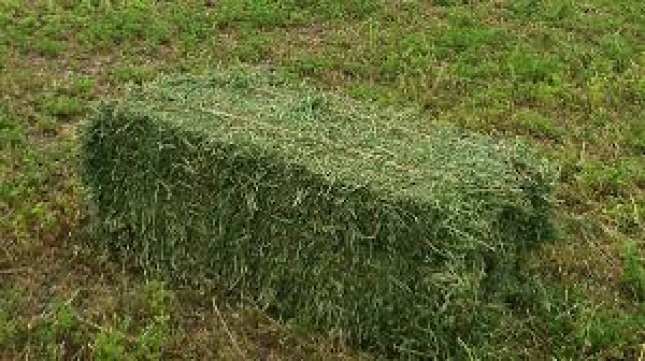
left=1, top=0, right=644, bottom=359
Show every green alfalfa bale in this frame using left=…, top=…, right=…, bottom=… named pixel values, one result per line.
left=82, top=71, right=556, bottom=358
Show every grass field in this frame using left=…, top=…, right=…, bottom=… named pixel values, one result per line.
left=1, top=0, right=644, bottom=359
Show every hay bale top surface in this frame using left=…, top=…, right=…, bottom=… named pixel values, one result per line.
left=118, top=71, right=544, bottom=204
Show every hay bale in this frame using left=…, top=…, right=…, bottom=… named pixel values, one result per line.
left=82, top=71, right=555, bottom=358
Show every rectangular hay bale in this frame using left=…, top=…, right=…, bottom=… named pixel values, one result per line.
left=82, top=71, right=555, bottom=358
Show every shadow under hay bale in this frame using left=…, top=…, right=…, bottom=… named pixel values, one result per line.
left=82, top=71, right=556, bottom=359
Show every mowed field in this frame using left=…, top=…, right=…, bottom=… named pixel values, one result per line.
left=1, top=0, right=644, bottom=359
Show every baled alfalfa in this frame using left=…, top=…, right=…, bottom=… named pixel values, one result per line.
left=82, top=71, right=555, bottom=358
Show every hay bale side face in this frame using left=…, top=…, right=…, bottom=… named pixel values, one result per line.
left=82, top=72, right=555, bottom=358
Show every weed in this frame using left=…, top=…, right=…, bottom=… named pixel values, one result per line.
left=627, top=117, right=645, bottom=153
left=579, top=307, right=645, bottom=358
left=0, top=288, right=24, bottom=349
left=577, top=160, right=644, bottom=199
left=232, top=33, right=272, bottom=62
left=515, top=109, right=563, bottom=141
left=31, top=38, right=65, bottom=57
left=41, top=94, right=85, bottom=118
left=507, top=47, right=562, bottom=85
left=620, top=241, right=645, bottom=300
left=93, top=329, right=126, bottom=361
left=111, top=65, right=155, bottom=85
left=132, top=320, right=169, bottom=361
left=69, top=76, right=98, bottom=98
left=599, top=33, right=635, bottom=73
